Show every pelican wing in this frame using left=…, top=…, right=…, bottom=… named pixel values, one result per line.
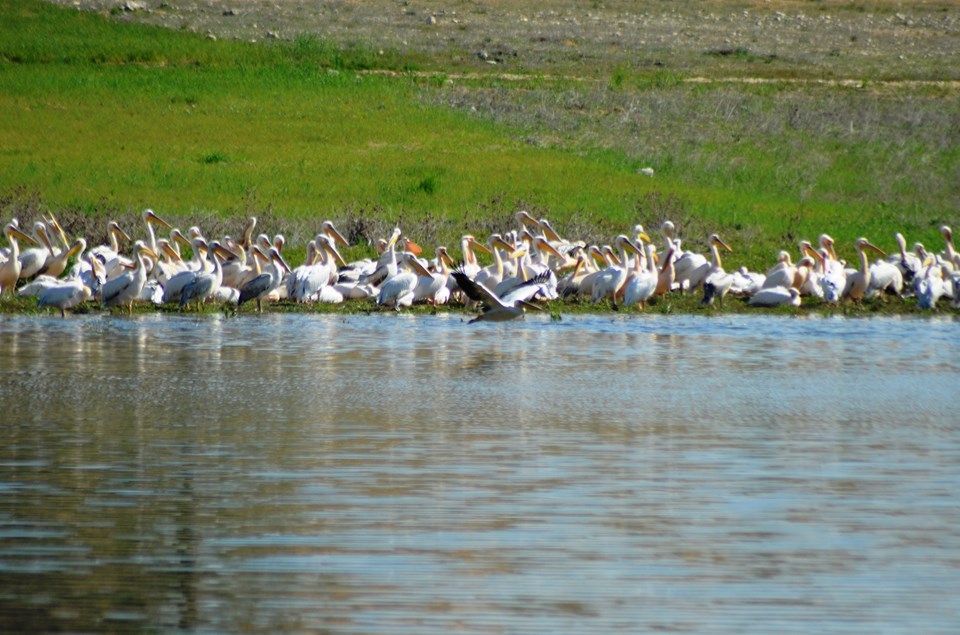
left=499, top=271, right=552, bottom=306
left=238, top=273, right=271, bottom=305
left=451, top=269, right=506, bottom=309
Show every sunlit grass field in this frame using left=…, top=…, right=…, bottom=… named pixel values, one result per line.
left=1, top=0, right=957, bottom=269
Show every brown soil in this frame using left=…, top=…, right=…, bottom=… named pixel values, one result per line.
left=47, top=0, right=960, bottom=81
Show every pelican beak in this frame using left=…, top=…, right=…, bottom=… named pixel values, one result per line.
left=439, top=249, right=457, bottom=268
left=716, top=237, right=733, bottom=252
left=161, top=242, right=182, bottom=261
left=509, top=247, right=528, bottom=260
left=7, top=226, right=38, bottom=245
left=325, top=224, right=350, bottom=247
left=66, top=239, right=86, bottom=258
left=515, top=210, right=540, bottom=229
left=468, top=238, right=492, bottom=255
left=325, top=243, right=348, bottom=267
left=112, top=223, right=133, bottom=244
left=387, top=230, right=401, bottom=250
left=407, top=256, right=432, bottom=277
left=212, top=244, right=237, bottom=261
left=48, top=215, right=69, bottom=246
left=865, top=241, right=886, bottom=257
left=518, top=299, right=544, bottom=312
left=146, top=210, right=173, bottom=229
left=636, top=232, right=651, bottom=244
left=536, top=239, right=565, bottom=260
left=539, top=220, right=562, bottom=243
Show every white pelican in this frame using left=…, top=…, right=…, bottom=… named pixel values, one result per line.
left=915, top=257, right=945, bottom=309
left=761, top=251, right=796, bottom=289
left=699, top=234, right=735, bottom=306
left=556, top=249, right=591, bottom=298
left=729, top=266, right=766, bottom=297
left=474, top=234, right=513, bottom=291
left=623, top=234, right=658, bottom=310
left=362, top=227, right=402, bottom=287
left=452, top=268, right=551, bottom=323
left=90, top=221, right=132, bottom=268
left=940, top=226, right=958, bottom=270
left=886, top=232, right=921, bottom=284
left=141, top=209, right=173, bottom=255
left=842, top=237, right=885, bottom=303
left=591, top=235, right=634, bottom=305
left=101, top=241, right=156, bottom=314
left=665, top=226, right=707, bottom=292
left=18, top=222, right=53, bottom=280
left=238, top=247, right=291, bottom=312
left=748, top=286, right=801, bottom=307
left=179, top=242, right=227, bottom=310
left=40, top=236, right=87, bottom=279
left=162, top=237, right=209, bottom=304
left=37, top=278, right=93, bottom=317
left=1, top=223, right=36, bottom=294
left=377, top=252, right=419, bottom=310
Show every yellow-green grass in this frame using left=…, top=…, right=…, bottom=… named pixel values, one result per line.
left=1, top=0, right=957, bottom=273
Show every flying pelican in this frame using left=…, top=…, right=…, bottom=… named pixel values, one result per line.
left=452, top=267, right=551, bottom=323
left=101, top=241, right=156, bottom=314
left=842, top=237, right=886, bottom=303
left=748, top=286, right=801, bottom=308
left=238, top=247, right=291, bottom=312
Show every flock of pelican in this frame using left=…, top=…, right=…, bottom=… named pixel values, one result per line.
left=1, top=208, right=959, bottom=321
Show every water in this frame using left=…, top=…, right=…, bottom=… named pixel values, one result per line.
left=1, top=312, right=959, bottom=633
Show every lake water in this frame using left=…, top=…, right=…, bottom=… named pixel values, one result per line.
left=1, top=312, right=959, bottom=633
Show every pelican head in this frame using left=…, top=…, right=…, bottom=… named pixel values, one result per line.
left=709, top=234, right=733, bottom=252
left=855, top=237, right=886, bottom=257
left=515, top=210, right=540, bottom=229
left=143, top=208, right=173, bottom=229
left=321, top=221, right=350, bottom=248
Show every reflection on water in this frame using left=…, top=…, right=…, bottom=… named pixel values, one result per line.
left=1, top=313, right=959, bottom=633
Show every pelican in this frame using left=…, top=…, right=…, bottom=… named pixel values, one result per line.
left=37, top=278, right=93, bottom=317
left=887, top=232, right=921, bottom=284
left=452, top=267, right=551, bottom=323
left=700, top=234, right=735, bottom=306
left=761, top=251, right=796, bottom=289
left=729, top=266, right=766, bottom=296
left=101, top=241, right=156, bottom=314
left=1, top=224, right=36, bottom=294
left=40, top=236, right=87, bottom=279
left=623, top=234, right=658, bottom=310
left=162, top=237, right=209, bottom=304
left=842, top=237, right=886, bottom=303
left=748, top=286, right=801, bottom=307
left=18, top=222, right=54, bottom=280
left=664, top=224, right=707, bottom=292
left=90, top=220, right=132, bottom=267
left=377, top=252, right=419, bottom=310
left=362, top=227, right=402, bottom=287
left=238, top=247, right=291, bottom=312
left=591, top=235, right=635, bottom=305
left=940, top=226, right=958, bottom=270
left=141, top=209, right=173, bottom=255
left=179, top=241, right=227, bottom=310
left=915, top=258, right=945, bottom=309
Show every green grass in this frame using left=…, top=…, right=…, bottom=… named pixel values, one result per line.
left=0, top=0, right=957, bottom=274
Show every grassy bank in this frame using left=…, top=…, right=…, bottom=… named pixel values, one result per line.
left=1, top=0, right=958, bottom=273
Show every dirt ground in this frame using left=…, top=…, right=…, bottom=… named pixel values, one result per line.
left=47, top=0, right=960, bottom=80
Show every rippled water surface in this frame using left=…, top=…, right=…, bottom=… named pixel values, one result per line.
left=2, top=312, right=959, bottom=633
